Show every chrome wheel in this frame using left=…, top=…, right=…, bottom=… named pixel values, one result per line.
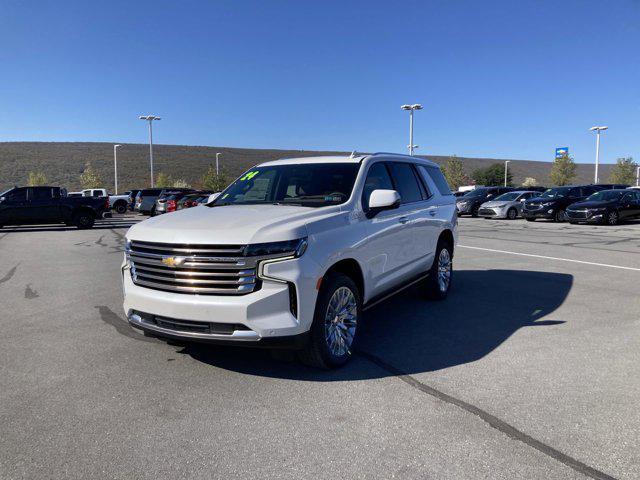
left=437, top=248, right=452, bottom=293
left=607, top=211, right=619, bottom=225
left=324, top=286, right=357, bottom=357
left=555, top=210, right=566, bottom=222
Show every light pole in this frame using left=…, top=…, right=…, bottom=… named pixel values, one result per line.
left=504, top=160, right=510, bottom=187
left=113, top=144, right=121, bottom=194
left=139, top=115, right=161, bottom=187
left=401, top=104, right=423, bottom=155
left=216, top=152, right=221, bottom=176
left=636, top=165, right=640, bottom=187
left=589, top=126, right=608, bottom=184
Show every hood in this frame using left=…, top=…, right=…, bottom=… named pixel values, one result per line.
left=126, top=203, right=343, bottom=244
left=526, top=197, right=559, bottom=205
left=480, top=200, right=517, bottom=208
left=568, top=200, right=615, bottom=210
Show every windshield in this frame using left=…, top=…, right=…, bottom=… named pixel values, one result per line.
left=0, top=188, right=13, bottom=197
left=586, top=190, right=624, bottom=202
left=461, top=189, right=487, bottom=199
left=493, top=192, right=520, bottom=201
left=539, top=187, right=570, bottom=199
left=210, top=163, right=360, bottom=208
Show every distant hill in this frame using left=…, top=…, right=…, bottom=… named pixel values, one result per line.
left=0, top=142, right=614, bottom=192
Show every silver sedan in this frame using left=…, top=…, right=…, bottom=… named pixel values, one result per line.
left=478, top=191, right=540, bottom=219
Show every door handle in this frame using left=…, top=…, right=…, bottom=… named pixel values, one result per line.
left=428, top=209, right=437, bottom=216
left=398, top=216, right=409, bottom=224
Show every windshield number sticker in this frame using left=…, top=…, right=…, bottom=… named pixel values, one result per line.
left=240, top=171, right=259, bottom=181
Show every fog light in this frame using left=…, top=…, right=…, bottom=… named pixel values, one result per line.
left=548, top=209, right=554, bottom=214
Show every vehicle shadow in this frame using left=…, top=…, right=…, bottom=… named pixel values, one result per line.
left=179, top=269, right=572, bottom=381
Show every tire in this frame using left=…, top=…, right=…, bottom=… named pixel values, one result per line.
left=150, top=206, right=157, bottom=217
left=425, top=240, right=453, bottom=300
left=606, top=210, right=619, bottom=226
left=507, top=208, right=517, bottom=220
left=471, top=206, right=479, bottom=218
left=74, top=211, right=95, bottom=229
left=298, top=272, right=361, bottom=369
left=554, top=209, right=566, bottom=223
left=114, top=202, right=127, bottom=214
left=525, top=218, right=536, bottom=222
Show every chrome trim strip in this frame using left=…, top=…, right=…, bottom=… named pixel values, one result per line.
left=128, top=264, right=254, bottom=277
left=132, top=277, right=254, bottom=294
left=134, top=271, right=255, bottom=285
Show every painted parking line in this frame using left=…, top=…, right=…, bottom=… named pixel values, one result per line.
left=459, top=245, right=640, bottom=272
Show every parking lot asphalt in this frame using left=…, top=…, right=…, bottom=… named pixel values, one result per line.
left=1, top=214, right=638, bottom=479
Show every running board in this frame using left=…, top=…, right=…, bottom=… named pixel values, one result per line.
left=362, top=273, right=429, bottom=312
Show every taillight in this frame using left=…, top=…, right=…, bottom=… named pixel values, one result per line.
left=105, top=198, right=110, bottom=209
left=167, top=199, right=177, bottom=212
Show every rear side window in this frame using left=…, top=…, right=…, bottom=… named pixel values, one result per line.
left=31, top=187, right=52, bottom=201
left=418, top=165, right=451, bottom=196
left=362, top=162, right=394, bottom=210
left=388, top=163, right=423, bottom=204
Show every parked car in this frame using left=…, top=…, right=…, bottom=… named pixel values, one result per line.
left=522, top=185, right=603, bottom=222
left=453, top=191, right=467, bottom=198
left=123, top=153, right=457, bottom=368
left=153, top=188, right=196, bottom=215
left=478, top=190, right=540, bottom=219
left=177, top=191, right=215, bottom=210
left=134, top=188, right=163, bottom=215
left=567, top=189, right=640, bottom=225
left=75, top=188, right=131, bottom=214
left=0, top=186, right=110, bottom=229
left=456, top=187, right=515, bottom=217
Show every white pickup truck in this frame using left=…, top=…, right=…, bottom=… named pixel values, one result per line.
left=70, top=188, right=131, bottom=214
left=122, top=153, right=457, bottom=368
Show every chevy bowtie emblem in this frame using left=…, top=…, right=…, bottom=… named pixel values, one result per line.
left=162, top=256, right=186, bottom=267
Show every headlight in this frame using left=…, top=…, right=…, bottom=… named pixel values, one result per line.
left=244, top=238, right=308, bottom=258
left=458, top=202, right=467, bottom=207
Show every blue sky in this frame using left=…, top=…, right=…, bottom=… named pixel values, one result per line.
left=1, top=0, right=639, bottom=163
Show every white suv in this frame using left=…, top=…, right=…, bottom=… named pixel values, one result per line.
left=122, top=153, right=457, bottom=368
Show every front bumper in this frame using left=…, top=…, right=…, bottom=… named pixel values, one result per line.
left=566, top=211, right=605, bottom=223
left=122, top=254, right=320, bottom=345
left=456, top=203, right=472, bottom=214
left=478, top=207, right=508, bottom=218
left=522, top=206, right=555, bottom=219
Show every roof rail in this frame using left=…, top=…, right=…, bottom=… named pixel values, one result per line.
left=371, top=152, right=431, bottom=159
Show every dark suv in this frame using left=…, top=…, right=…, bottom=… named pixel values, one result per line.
left=522, top=185, right=602, bottom=222
left=456, top=187, right=515, bottom=217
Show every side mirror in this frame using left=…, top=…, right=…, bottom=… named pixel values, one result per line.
left=367, top=189, right=401, bottom=217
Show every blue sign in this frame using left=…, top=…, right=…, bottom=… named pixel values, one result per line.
left=555, top=147, right=569, bottom=158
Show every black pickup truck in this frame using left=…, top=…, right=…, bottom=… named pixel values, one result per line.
left=0, top=186, right=111, bottom=229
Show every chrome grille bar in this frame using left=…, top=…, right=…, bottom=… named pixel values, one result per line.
left=128, top=240, right=257, bottom=295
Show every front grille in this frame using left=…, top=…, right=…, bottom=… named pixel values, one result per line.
left=478, top=208, right=496, bottom=216
left=525, top=204, right=543, bottom=211
left=128, top=240, right=258, bottom=295
left=567, top=210, right=588, bottom=219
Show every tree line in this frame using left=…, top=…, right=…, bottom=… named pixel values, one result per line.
left=26, top=162, right=229, bottom=192
left=441, top=155, right=637, bottom=190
